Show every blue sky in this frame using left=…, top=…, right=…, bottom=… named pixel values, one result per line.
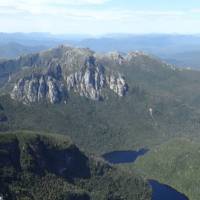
left=1, top=0, right=200, bottom=35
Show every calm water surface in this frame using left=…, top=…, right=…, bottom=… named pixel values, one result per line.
left=102, top=149, right=148, bottom=164
left=102, top=150, right=189, bottom=200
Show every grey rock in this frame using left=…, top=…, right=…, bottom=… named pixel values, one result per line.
left=47, top=63, right=62, bottom=80
left=38, top=76, right=47, bottom=101
left=46, top=77, right=61, bottom=104
left=26, top=78, right=39, bottom=103
left=66, top=58, right=106, bottom=100
left=11, top=74, right=67, bottom=104
left=11, top=78, right=25, bottom=102
left=10, top=47, right=128, bottom=104
left=107, top=52, right=125, bottom=65
left=106, top=74, right=128, bottom=97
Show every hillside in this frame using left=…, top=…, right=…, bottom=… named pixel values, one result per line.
left=0, top=131, right=151, bottom=200
left=131, top=137, right=200, bottom=200
left=0, top=43, right=47, bottom=59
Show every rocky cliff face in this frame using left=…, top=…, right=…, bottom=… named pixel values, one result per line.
left=11, top=74, right=67, bottom=104
left=10, top=47, right=128, bottom=104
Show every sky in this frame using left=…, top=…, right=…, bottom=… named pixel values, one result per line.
left=1, top=0, right=200, bottom=35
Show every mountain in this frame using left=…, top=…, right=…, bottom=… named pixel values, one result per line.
left=8, top=46, right=128, bottom=104
left=0, top=43, right=47, bottom=59
left=1, top=45, right=200, bottom=199
left=0, top=33, right=87, bottom=46
left=0, top=131, right=151, bottom=200
left=0, top=46, right=200, bottom=155
left=0, top=33, right=88, bottom=60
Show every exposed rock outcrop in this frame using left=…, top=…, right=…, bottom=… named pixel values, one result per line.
left=107, top=74, right=128, bottom=97
left=107, top=52, right=125, bottom=65
left=10, top=47, right=128, bottom=104
left=11, top=75, right=66, bottom=104
left=66, top=57, right=106, bottom=100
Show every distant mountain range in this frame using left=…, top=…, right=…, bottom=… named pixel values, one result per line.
left=0, top=32, right=88, bottom=46
left=77, top=34, right=200, bottom=69
left=0, top=42, right=47, bottom=59
left=0, top=33, right=88, bottom=59
left=163, top=50, right=200, bottom=69
left=1, top=33, right=200, bottom=69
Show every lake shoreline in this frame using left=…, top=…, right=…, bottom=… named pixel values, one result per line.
left=102, top=150, right=189, bottom=200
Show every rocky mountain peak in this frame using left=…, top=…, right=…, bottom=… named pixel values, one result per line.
left=10, top=46, right=128, bottom=104
left=125, top=51, right=148, bottom=61
left=107, top=52, right=125, bottom=65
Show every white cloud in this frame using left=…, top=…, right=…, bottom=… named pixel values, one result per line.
left=0, top=0, right=110, bottom=7
left=0, top=0, right=200, bottom=34
left=36, top=9, right=187, bottom=21
left=0, top=0, right=111, bottom=15
left=0, top=0, right=194, bottom=20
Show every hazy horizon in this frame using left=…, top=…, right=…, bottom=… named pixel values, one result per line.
left=1, top=32, right=200, bottom=37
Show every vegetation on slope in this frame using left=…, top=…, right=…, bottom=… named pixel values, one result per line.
left=1, top=84, right=200, bottom=155
left=1, top=46, right=200, bottom=200
left=0, top=131, right=151, bottom=200
left=130, top=137, right=200, bottom=200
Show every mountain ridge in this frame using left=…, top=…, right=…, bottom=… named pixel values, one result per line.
left=8, top=46, right=128, bottom=103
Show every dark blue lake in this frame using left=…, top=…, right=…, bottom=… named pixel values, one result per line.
left=102, top=150, right=189, bottom=200
left=149, top=180, right=188, bottom=200
left=102, top=149, right=148, bottom=164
